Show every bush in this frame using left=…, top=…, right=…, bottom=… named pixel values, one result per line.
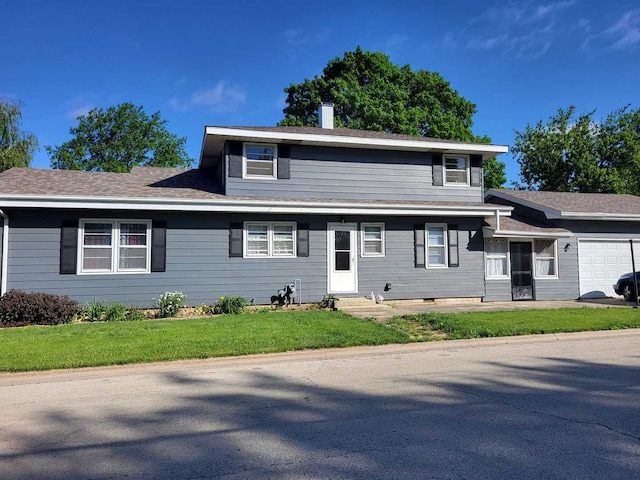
left=157, top=292, right=186, bottom=318
left=83, top=299, right=106, bottom=322
left=0, top=290, right=79, bottom=327
left=213, top=296, right=247, bottom=315
left=124, top=308, right=148, bottom=322
left=103, top=303, right=127, bottom=322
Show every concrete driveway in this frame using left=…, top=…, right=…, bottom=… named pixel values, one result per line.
left=1, top=330, right=640, bottom=479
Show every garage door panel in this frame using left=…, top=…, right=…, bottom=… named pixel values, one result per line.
left=579, top=240, right=639, bottom=298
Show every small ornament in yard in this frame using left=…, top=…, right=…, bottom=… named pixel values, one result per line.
left=271, top=283, right=297, bottom=306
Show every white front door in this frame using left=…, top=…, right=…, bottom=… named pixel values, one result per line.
left=328, top=223, right=358, bottom=293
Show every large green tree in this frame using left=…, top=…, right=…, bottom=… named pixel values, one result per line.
left=47, top=103, right=193, bottom=172
left=280, top=47, right=506, bottom=188
left=0, top=98, right=39, bottom=172
left=513, top=105, right=640, bottom=193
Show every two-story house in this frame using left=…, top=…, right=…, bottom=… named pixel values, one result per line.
left=0, top=104, right=638, bottom=306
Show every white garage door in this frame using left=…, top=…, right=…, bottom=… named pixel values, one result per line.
left=578, top=240, right=640, bottom=298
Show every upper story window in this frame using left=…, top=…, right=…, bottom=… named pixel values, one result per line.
left=361, top=223, right=385, bottom=257
left=444, top=155, right=469, bottom=185
left=244, top=144, right=277, bottom=178
left=79, top=219, right=151, bottom=274
left=426, top=224, right=448, bottom=268
left=244, top=222, right=296, bottom=257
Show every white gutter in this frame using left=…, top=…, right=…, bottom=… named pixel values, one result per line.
left=545, top=212, right=640, bottom=221
left=482, top=227, right=572, bottom=239
left=0, top=194, right=513, bottom=217
left=0, top=209, right=7, bottom=296
left=205, top=126, right=509, bottom=157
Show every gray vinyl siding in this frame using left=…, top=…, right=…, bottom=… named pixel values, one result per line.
left=5, top=209, right=487, bottom=306
left=226, top=145, right=484, bottom=203
left=484, top=280, right=511, bottom=302
left=357, top=218, right=485, bottom=299
left=484, top=236, right=579, bottom=302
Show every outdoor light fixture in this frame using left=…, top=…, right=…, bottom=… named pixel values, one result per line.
left=564, top=243, right=572, bottom=251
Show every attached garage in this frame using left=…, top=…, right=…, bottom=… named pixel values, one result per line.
left=578, top=240, right=640, bottom=298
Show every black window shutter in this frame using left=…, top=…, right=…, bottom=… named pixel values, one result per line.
left=60, top=220, right=78, bottom=274
left=448, top=224, right=459, bottom=267
left=297, top=223, right=309, bottom=257
left=229, top=223, right=243, bottom=257
left=432, top=154, right=443, bottom=186
left=228, top=141, right=243, bottom=178
left=277, top=144, right=291, bottom=179
left=414, top=224, right=425, bottom=268
left=151, top=221, right=167, bottom=272
left=470, top=155, right=482, bottom=187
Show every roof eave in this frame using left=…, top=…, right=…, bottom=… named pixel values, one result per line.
left=202, top=127, right=508, bottom=163
left=548, top=213, right=640, bottom=221
left=483, top=227, right=572, bottom=239
left=0, top=194, right=513, bottom=217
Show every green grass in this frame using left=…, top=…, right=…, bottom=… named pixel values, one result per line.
left=0, top=309, right=409, bottom=372
left=384, top=308, right=640, bottom=340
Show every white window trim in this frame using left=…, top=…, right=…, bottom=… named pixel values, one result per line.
left=243, top=143, right=278, bottom=180
left=426, top=223, right=448, bottom=268
left=360, top=222, right=385, bottom=257
left=533, top=238, right=558, bottom=279
left=243, top=221, right=297, bottom=258
left=78, top=219, right=152, bottom=275
left=485, top=238, right=510, bottom=279
left=443, top=154, right=470, bottom=186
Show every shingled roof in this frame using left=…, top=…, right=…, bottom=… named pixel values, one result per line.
left=487, top=189, right=640, bottom=218
left=209, top=126, right=484, bottom=146
left=0, top=167, right=512, bottom=216
left=483, top=215, right=571, bottom=237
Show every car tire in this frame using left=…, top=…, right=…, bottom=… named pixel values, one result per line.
left=622, top=283, right=637, bottom=302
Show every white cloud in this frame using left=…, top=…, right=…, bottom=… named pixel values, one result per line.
left=449, top=0, right=576, bottom=59
left=169, top=81, right=246, bottom=113
left=583, top=9, right=640, bottom=51
left=283, top=28, right=331, bottom=47
left=65, top=95, right=96, bottom=120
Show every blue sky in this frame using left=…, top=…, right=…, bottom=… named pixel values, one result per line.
left=2, top=0, right=638, bottom=184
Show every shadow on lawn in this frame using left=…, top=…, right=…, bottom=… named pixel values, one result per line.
left=2, top=357, right=640, bottom=479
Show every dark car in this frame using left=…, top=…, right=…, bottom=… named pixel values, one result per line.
left=613, top=272, right=640, bottom=301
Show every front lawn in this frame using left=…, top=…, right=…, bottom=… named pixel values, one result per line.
left=384, top=308, right=640, bottom=340
left=0, top=309, right=408, bottom=372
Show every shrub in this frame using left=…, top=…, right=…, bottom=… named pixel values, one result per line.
left=124, top=308, right=148, bottom=322
left=157, top=291, right=186, bottom=318
left=0, top=290, right=79, bottom=327
left=83, top=299, right=106, bottom=322
left=103, top=303, right=127, bottom=322
left=213, top=296, right=247, bottom=315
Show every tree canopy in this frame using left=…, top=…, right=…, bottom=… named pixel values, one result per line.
left=279, top=47, right=506, bottom=189
left=0, top=98, right=39, bottom=172
left=513, top=105, right=640, bottom=193
left=46, top=103, right=193, bottom=172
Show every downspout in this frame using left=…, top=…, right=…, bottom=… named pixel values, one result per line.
left=494, top=209, right=501, bottom=232
left=0, top=209, right=7, bottom=296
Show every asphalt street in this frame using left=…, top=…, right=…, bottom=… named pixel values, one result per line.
left=1, top=330, right=640, bottom=479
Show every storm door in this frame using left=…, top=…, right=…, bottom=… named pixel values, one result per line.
left=510, top=242, right=534, bottom=301
left=327, top=223, right=358, bottom=293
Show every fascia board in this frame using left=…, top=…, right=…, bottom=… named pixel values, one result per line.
left=484, top=228, right=573, bottom=238
left=0, top=195, right=512, bottom=217
left=205, top=127, right=509, bottom=158
left=548, top=212, right=640, bottom=221
left=485, top=189, right=562, bottom=218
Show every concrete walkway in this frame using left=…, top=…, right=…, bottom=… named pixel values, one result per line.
left=338, top=297, right=634, bottom=320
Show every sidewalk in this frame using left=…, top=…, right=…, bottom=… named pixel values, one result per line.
left=338, top=297, right=633, bottom=320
